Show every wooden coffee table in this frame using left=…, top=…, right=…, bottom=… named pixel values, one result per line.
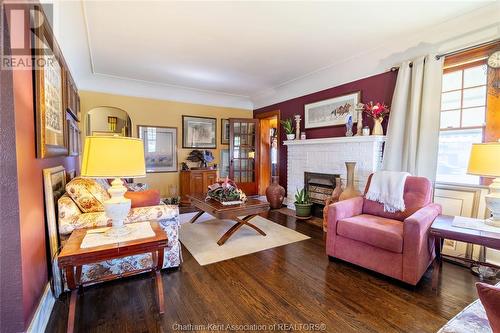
left=430, top=215, right=500, bottom=291
left=58, top=221, right=168, bottom=333
left=188, top=194, right=270, bottom=245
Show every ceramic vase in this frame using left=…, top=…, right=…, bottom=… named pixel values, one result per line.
left=339, top=162, right=361, bottom=200
left=372, top=117, right=384, bottom=135
left=266, top=176, right=286, bottom=209
left=286, top=133, right=295, bottom=140
left=331, top=177, right=343, bottom=202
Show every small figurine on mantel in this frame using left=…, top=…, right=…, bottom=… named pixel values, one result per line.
left=345, top=114, right=353, bottom=137
left=294, top=114, right=301, bottom=140
left=354, top=103, right=364, bottom=136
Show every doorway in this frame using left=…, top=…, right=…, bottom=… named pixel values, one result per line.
left=255, top=110, right=280, bottom=195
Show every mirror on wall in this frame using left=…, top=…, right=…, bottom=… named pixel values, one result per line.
left=86, top=106, right=132, bottom=137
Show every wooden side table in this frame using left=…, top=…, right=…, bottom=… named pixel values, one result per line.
left=58, top=221, right=168, bottom=333
left=430, top=215, right=500, bottom=291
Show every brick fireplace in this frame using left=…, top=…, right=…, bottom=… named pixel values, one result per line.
left=284, top=136, right=386, bottom=209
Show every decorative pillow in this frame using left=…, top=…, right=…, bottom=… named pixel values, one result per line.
left=124, top=190, right=161, bottom=208
left=66, top=177, right=110, bottom=213
left=476, top=282, right=500, bottom=333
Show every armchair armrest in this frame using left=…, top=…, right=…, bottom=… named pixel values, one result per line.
left=402, top=203, right=442, bottom=284
left=326, top=196, right=364, bottom=233
left=403, top=203, right=442, bottom=240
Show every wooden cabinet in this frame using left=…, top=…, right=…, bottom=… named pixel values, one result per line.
left=180, top=169, right=218, bottom=205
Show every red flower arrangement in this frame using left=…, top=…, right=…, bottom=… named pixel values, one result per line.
left=363, top=102, right=390, bottom=119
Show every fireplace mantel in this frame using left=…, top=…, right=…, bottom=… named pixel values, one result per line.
left=284, top=135, right=386, bottom=209
left=284, top=135, right=386, bottom=146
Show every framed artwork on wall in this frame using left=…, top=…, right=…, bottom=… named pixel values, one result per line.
left=304, top=91, right=361, bottom=129
left=221, top=118, right=230, bottom=145
left=67, top=114, right=81, bottom=156
left=220, top=148, right=230, bottom=178
left=138, top=125, right=178, bottom=173
left=42, top=165, right=66, bottom=297
left=182, top=115, right=217, bottom=149
left=33, top=12, right=67, bottom=158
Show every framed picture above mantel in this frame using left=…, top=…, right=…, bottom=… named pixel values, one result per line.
left=304, top=91, right=361, bottom=129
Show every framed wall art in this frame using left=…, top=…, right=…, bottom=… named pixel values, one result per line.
left=138, top=125, right=178, bottom=173
left=182, top=115, right=217, bottom=149
left=42, top=165, right=67, bottom=297
left=33, top=13, right=67, bottom=158
left=67, top=114, right=81, bottom=156
left=304, top=91, right=361, bottom=129
left=221, top=118, right=230, bottom=145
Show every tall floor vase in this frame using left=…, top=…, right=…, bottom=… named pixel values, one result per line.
left=339, top=162, right=361, bottom=200
left=266, top=176, right=285, bottom=209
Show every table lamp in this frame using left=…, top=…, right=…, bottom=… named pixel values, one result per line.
left=467, top=141, right=500, bottom=227
left=81, top=136, right=146, bottom=236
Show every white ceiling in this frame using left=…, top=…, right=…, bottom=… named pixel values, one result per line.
left=55, top=1, right=499, bottom=109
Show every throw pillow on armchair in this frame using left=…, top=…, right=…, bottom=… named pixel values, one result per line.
left=124, top=189, right=161, bottom=208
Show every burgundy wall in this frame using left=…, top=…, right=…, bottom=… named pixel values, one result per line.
left=4, top=4, right=80, bottom=329
left=254, top=71, right=398, bottom=189
left=0, top=10, right=25, bottom=332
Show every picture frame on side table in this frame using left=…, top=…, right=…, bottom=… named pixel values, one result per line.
left=221, top=119, right=230, bottom=145
left=33, top=10, right=67, bottom=158
left=304, top=91, right=361, bottom=129
left=137, top=125, right=178, bottom=173
left=182, top=115, right=217, bottom=149
left=42, top=166, right=67, bottom=298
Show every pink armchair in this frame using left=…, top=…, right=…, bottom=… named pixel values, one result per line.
left=326, top=175, right=441, bottom=285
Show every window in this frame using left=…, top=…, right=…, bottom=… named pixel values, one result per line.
left=436, top=61, right=487, bottom=185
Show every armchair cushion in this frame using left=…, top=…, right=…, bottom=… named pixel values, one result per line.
left=66, top=177, right=110, bottom=213
left=338, top=214, right=404, bottom=253
left=325, top=196, right=364, bottom=232
left=362, top=175, right=432, bottom=221
left=125, top=189, right=161, bottom=208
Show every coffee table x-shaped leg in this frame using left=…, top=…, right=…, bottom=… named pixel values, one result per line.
left=190, top=212, right=266, bottom=246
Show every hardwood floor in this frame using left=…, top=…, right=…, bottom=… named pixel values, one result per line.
left=46, top=210, right=483, bottom=333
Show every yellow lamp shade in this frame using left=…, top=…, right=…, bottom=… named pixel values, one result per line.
left=467, top=142, right=500, bottom=178
left=81, top=136, right=146, bottom=178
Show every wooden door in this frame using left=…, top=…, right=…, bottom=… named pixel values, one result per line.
left=229, top=118, right=259, bottom=195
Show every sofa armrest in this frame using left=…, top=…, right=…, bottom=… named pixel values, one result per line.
left=326, top=196, right=364, bottom=234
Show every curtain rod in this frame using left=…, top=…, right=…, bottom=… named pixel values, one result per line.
left=435, top=38, right=500, bottom=60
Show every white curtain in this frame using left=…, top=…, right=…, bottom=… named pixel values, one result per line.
left=382, top=54, right=444, bottom=182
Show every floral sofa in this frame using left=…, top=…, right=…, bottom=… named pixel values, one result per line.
left=58, top=178, right=181, bottom=285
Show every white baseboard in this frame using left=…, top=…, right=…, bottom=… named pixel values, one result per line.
left=26, top=283, right=55, bottom=333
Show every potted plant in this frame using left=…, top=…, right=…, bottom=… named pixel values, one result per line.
left=280, top=118, right=295, bottom=140
left=294, top=188, right=312, bottom=218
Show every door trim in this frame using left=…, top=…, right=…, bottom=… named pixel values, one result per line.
left=255, top=110, right=281, bottom=195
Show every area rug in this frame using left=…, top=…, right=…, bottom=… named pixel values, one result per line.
left=179, top=212, right=310, bottom=266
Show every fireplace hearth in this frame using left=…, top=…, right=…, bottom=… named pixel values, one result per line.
left=304, top=172, right=340, bottom=218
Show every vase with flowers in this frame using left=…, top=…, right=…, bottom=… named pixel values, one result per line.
left=363, top=102, right=390, bottom=135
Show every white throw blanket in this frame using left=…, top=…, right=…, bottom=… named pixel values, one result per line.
left=365, top=171, right=410, bottom=213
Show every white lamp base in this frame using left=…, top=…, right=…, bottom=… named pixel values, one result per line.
left=103, top=178, right=132, bottom=237
left=484, top=178, right=500, bottom=228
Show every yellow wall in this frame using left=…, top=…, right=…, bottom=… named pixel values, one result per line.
left=79, top=91, right=253, bottom=196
